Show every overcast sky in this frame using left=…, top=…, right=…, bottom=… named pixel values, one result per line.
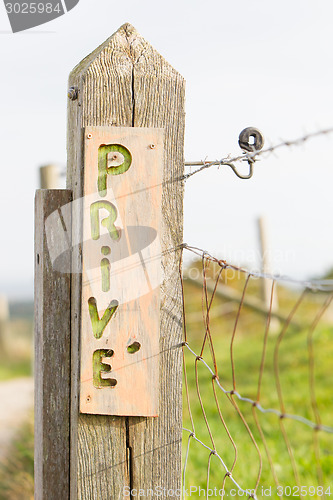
left=1, top=0, right=333, bottom=299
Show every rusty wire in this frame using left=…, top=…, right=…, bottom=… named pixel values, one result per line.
left=181, top=244, right=333, bottom=498
left=183, top=244, right=333, bottom=292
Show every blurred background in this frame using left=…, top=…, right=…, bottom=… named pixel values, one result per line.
left=1, top=0, right=333, bottom=497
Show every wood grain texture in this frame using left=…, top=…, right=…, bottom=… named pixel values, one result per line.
left=80, top=127, right=163, bottom=417
left=67, top=23, right=185, bottom=499
left=67, top=24, right=133, bottom=500
left=34, top=189, right=72, bottom=500
left=130, top=25, right=185, bottom=498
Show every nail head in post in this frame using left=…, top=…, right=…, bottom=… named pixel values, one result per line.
left=87, top=133, right=93, bottom=139
left=238, top=127, right=264, bottom=153
left=68, top=86, right=79, bottom=101
left=149, top=144, right=156, bottom=149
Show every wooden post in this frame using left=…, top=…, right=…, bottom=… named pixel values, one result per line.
left=34, top=190, right=72, bottom=499
left=257, top=216, right=279, bottom=328
left=67, top=23, right=185, bottom=499
left=39, top=164, right=60, bottom=189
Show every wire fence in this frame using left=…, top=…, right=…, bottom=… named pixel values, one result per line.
left=179, top=243, right=333, bottom=500
left=178, top=123, right=333, bottom=500
left=61, top=125, right=333, bottom=498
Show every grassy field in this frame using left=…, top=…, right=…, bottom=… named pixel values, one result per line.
left=1, top=282, right=332, bottom=499
left=0, top=318, right=32, bottom=381
left=0, top=310, right=33, bottom=499
left=182, top=262, right=333, bottom=499
left=0, top=414, right=34, bottom=500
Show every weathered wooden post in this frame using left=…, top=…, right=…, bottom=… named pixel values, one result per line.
left=35, top=23, right=185, bottom=499
left=67, top=22, right=185, bottom=499
left=35, top=190, right=72, bottom=499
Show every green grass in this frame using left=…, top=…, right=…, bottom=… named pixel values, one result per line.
left=0, top=319, right=33, bottom=381
left=182, top=266, right=333, bottom=499
left=0, top=414, right=34, bottom=500
left=0, top=317, right=34, bottom=499
left=1, top=276, right=332, bottom=499
left=0, top=358, right=32, bottom=382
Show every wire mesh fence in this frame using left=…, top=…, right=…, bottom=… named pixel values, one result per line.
left=180, top=244, right=333, bottom=500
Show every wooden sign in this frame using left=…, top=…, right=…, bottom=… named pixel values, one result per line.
left=80, top=126, right=163, bottom=416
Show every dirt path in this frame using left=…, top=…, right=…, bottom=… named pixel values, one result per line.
left=0, top=377, right=33, bottom=461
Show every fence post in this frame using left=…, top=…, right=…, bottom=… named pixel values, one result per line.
left=67, top=23, right=185, bottom=498
left=34, top=189, right=72, bottom=499
left=257, top=216, right=279, bottom=328
left=39, top=164, right=60, bottom=189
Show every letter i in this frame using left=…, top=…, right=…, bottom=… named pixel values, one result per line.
left=101, top=246, right=111, bottom=292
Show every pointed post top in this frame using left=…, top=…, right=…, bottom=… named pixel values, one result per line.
left=70, top=23, right=184, bottom=82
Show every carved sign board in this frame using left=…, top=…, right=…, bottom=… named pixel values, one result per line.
left=80, top=126, right=163, bottom=416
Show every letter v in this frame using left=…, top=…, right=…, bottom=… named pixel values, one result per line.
left=88, top=297, right=118, bottom=339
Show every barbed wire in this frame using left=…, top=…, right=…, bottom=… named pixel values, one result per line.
left=180, top=127, right=333, bottom=494
left=183, top=127, right=333, bottom=181
left=58, top=127, right=333, bottom=184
